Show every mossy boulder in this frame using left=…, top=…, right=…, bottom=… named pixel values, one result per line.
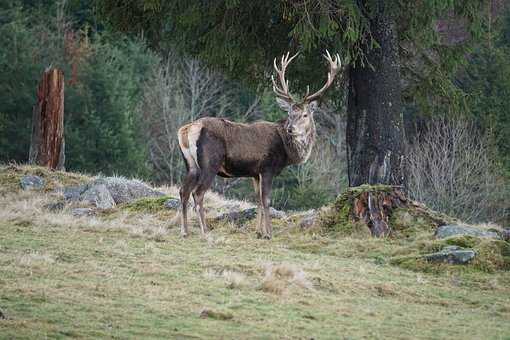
left=391, top=236, right=510, bottom=273
left=445, top=236, right=510, bottom=272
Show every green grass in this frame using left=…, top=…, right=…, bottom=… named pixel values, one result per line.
left=2, top=219, right=510, bottom=338
left=0, top=167, right=509, bottom=339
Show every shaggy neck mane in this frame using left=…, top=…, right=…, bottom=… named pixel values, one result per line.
left=277, top=118, right=316, bottom=165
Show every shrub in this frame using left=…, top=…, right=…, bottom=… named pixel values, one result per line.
left=406, top=117, right=508, bottom=223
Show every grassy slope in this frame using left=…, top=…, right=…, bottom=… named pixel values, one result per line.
left=0, top=166, right=509, bottom=339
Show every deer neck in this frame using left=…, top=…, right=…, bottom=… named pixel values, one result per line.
left=278, top=119, right=316, bottom=165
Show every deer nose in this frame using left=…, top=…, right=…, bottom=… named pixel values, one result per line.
left=287, top=127, right=293, bottom=134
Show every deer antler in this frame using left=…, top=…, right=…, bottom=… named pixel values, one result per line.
left=271, top=52, right=299, bottom=103
left=302, top=50, right=341, bottom=103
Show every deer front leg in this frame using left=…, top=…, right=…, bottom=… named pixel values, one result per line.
left=260, top=173, right=273, bottom=239
left=253, top=176, right=263, bottom=237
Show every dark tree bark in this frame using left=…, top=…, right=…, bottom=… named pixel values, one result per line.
left=29, top=68, right=65, bottom=170
left=347, top=1, right=405, bottom=187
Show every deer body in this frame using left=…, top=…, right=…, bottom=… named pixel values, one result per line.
left=178, top=51, right=340, bottom=239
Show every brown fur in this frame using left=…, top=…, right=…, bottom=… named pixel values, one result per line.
left=177, top=50, right=340, bottom=239
left=177, top=115, right=316, bottom=239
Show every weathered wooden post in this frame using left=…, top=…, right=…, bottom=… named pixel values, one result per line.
left=29, top=67, right=65, bottom=170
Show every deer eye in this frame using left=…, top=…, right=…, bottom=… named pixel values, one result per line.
left=303, top=114, right=308, bottom=118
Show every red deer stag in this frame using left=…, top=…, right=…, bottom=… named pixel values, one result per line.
left=178, top=51, right=341, bottom=239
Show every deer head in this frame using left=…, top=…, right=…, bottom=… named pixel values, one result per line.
left=272, top=51, right=341, bottom=136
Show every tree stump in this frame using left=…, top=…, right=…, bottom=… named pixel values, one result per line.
left=320, top=185, right=449, bottom=237
left=29, top=68, right=65, bottom=170
left=350, top=186, right=407, bottom=237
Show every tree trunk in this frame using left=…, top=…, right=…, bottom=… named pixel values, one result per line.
left=346, top=1, right=404, bottom=187
left=29, top=68, right=65, bottom=170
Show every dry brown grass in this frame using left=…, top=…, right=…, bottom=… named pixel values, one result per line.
left=261, top=262, right=313, bottom=295
left=203, top=268, right=249, bottom=289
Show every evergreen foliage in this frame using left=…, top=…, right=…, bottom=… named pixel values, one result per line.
left=462, top=12, right=510, bottom=171
left=97, top=0, right=487, bottom=97
left=0, top=0, right=508, bottom=217
left=0, top=1, right=157, bottom=177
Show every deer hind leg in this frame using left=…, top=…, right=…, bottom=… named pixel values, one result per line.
left=260, top=173, right=274, bottom=239
left=178, top=123, right=202, bottom=237
left=193, top=174, right=215, bottom=235
left=193, top=129, right=224, bottom=235
left=179, top=168, right=199, bottom=237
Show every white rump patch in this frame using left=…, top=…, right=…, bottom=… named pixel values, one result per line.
left=178, top=122, right=203, bottom=169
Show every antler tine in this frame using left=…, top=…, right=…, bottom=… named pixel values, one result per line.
left=272, top=51, right=299, bottom=102
left=303, top=50, right=342, bottom=103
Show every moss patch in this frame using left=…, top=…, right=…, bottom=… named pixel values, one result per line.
left=123, top=196, right=176, bottom=213
left=389, top=207, right=443, bottom=238
left=118, top=196, right=180, bottom=222
left=0, top=164, right=88, bottom=195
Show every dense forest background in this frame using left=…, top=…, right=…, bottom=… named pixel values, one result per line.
left=0, top=0, right=508, bottom=223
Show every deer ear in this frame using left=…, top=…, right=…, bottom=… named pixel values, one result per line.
left=276, top=97, right=292, bottom=112
left=308, top=101, right=319, bottom=113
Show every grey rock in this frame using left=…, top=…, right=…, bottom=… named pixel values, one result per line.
left=81, top=184, right=115, bottom=209
left=71, top=208, right=95, bottom=217
left=90, top=177, right=164, bottom=204
left=223, top=203, right=241, bottom=214
left=435, top=224, right=501, bottom=240
left=164, top=198, right=181, bottom=210
left=215, top=208, right=257, bottom=225
left=214, top=206, right=286, bottom=226
left=44, top=201, right=65, bottom=212
left=424, top=246, right=476, bottom=265
left=299, top=212, right=317, bottom=229
left=501, top=229, right=510, bottom=242
left=269, top=207, right=287, bottom=219
left=62, top=177, right=164, bottom=211
left=20, top=175, right=45, bottom=190
left=62, top=185, right=87, bottom=201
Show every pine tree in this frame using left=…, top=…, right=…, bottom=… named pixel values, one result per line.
left=97, top=0, right=488, bottom=186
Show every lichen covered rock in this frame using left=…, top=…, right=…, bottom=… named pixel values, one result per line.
left=89, top=177, right=165, bottom=204
left=215, top=208, right=258, bottom=226
left=20, top=175, right=45, bottom=190
left=423, top=246, right=476, bottom=265
left=436, top=224, right=501, bottom=240
left=81, top=184, right=116, bottom=209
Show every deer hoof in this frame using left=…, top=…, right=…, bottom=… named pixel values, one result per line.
left=257, top=233, right=271, bottom=240
left=180, top=231, right=189, bottom=238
